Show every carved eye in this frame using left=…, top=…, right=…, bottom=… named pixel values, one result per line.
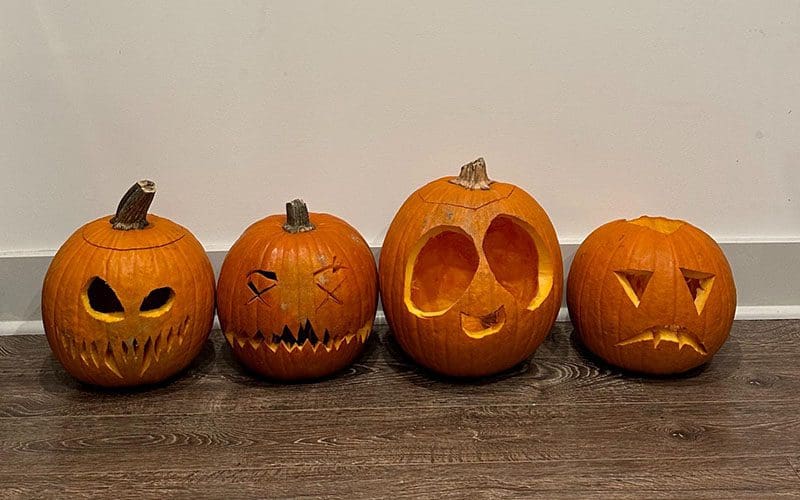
left=83, top=277, right=124, bottom=322
left=139, top=287, right=175, bottom=316
left=246, top=270, right=278, bottom=305
left=313, top=256, right=348, bottom=311
left=406, top=227, right=479, bottom=317
left=483, top=215, right=553, bottom=309
left=680, top=268, right=715, bottom=314
left=614, top=269, right=653, bottom=307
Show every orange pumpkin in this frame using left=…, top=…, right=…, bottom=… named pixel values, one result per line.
left=42, top=181, right=216, bottom=387
left=379, top=158, right=563, bottom=377
left=567, top=216, right=736, bottom=374
left=217, top=199, right=378, bottom=380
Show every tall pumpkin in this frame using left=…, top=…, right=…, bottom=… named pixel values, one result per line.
left=379, top=158, right=563, bottom=377
left=42, top=181, right=216, bottom=387
left=567, top=216, right=736, bottom=374
left=217, top=200, right=378, bottom=380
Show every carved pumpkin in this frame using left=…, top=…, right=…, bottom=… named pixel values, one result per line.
left=379, top=158, right=563, bottom=377
left=42, top=181, right=215, bottom=387
left=217, top=199, right=378, bottom=380
left=567, top=216, right=736, bottom=374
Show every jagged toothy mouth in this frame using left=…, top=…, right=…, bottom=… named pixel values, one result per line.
left=615, top=325, right=708, bottom=355
left=224, top=319, right=372, bottom=353
left=460, top=305, right=506, bottom=339
left=55, top=316, right=192, bottom=379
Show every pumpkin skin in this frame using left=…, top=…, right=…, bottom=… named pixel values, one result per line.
left=567, top=216, right=736, bottom=374
left=217, top=200, right=378, bottom=380
left=379, top=158, right=563, bottom=377
left=42, top=181, right=215, bottom=387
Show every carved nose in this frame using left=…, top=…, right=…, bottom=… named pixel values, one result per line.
left=460, top=305, right=506, bottom=339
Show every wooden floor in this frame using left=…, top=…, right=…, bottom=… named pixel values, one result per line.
left=1, top=321, right=799, bottom=499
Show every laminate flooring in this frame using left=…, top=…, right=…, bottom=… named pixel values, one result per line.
left=0, top=320, right=799, bottom=498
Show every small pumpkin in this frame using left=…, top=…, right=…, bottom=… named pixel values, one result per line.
left=379, top=158, right=563, bottom=377
left=42, top=181, right=216, bottom=387
left=217, top=199, right=378, bottom=380
left=566, top=215, right=736, bottom=374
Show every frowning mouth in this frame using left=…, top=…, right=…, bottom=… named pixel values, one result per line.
left=615, top=325, right=707, bottom=355
left=460, top=305, right=506, bottom=339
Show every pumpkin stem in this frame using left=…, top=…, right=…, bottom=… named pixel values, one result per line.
left=449, top=157, right=494, bottom=190
left=283, top=199, right=316, bottom=233
left=110, top=180, right=156, bottom=230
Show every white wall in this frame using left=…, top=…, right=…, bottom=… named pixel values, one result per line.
left=1, top=1, right=799, bottom=253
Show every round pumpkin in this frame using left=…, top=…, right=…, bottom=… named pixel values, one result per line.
left=567, top=215, right=736, bottom=374
left=42, top=181, right=216, bottom=387
left=379, top=158, right=563, bottom=377
left=217, top=199, right=378, bottom=380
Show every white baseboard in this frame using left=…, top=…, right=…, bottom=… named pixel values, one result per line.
left=3, top=241, right=798, bottom=335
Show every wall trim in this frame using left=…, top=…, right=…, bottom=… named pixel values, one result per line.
left=3, top=241, right=798, bottom=335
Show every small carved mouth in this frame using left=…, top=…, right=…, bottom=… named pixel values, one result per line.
left=460, top=305, right=506, bottom=339
left=615, top=325, right=707, bottom=355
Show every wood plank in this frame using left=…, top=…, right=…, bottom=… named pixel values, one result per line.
left=2, top=353, right=797, bottom=418
left=0, top=458, right=797, bottom=499
left=1, top=324, right=798, bottom=418
left=0, top=320, right=798, bottom=497
left=789, top=457, right=800, bottom=481
left=1, top=401, right=799, bottom=476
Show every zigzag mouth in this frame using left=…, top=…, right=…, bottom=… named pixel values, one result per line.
left=225, top=319, right=372, bottom=353
left=615, top=325, right=707, bottom=355
left=55, top=316, right=192, bottom=379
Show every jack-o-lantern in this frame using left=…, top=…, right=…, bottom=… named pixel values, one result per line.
left=217, top=199, right=378, bottom=380
left=379, top=158, right=563, bottom=377
left=42, top=181, right=216, bottom=387
left=567, top=216, right=736, bottom=374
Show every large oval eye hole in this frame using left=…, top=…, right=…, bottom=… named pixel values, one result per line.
left=680, top=268, right=715, bottom=314
left=405, top=227, right=479, bottom=317
left=83, top=277, right=124, bottom=322
left=140, top=287, right=174, bottom=317
left=483, top=215, right=554, bottom=310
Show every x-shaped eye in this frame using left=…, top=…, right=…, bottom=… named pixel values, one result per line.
left=246, top=270, right=278, bottom=305
left=314, top=256, right=348, bottom=311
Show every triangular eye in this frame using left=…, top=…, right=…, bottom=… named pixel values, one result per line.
left=86, top=277, right=124, bottom=313
left=680, top=268, right=715, bottom=314
left=613, top=270, right=653, bottom=307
